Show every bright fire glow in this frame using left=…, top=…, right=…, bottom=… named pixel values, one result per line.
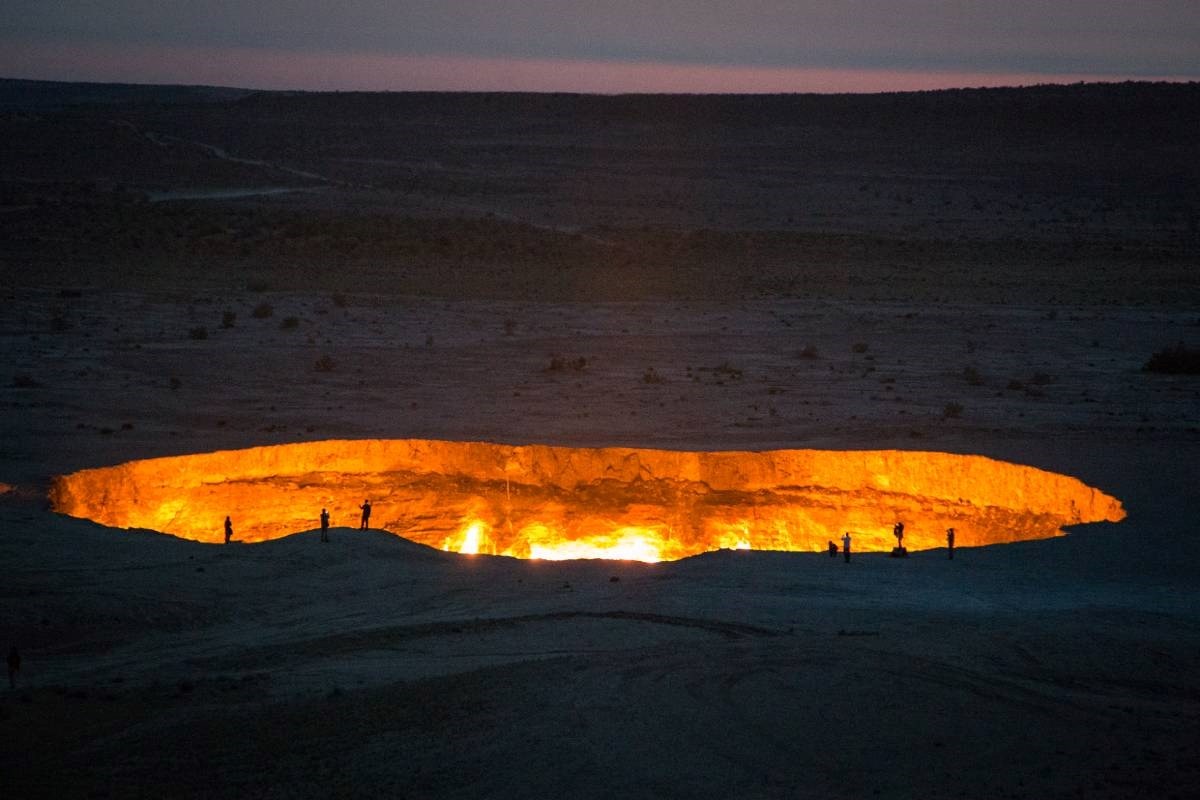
left=528, top=526, right=673, bottom=563
left=444, top=519, right=488, bottom=555
left=49, top=439, right=1126, bottom=560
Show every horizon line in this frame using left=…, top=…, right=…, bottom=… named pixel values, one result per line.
left=5, top=72, right=1199, bottom=99
left=3, top=41, right=1198, bottom=96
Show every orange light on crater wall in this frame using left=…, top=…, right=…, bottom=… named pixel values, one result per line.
left=48, top=439, right=1125, bottom=561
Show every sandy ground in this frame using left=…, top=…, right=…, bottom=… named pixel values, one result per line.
left=2, top=82, right=1199, bottom=798
left=2, top=289, right=1200, bottom=798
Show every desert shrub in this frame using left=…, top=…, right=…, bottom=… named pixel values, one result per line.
left=1144, top=343, right=1200, bottom=375
left=280, top=316, right=300, bottom=330
left=188, top=326, right=208, bottom=340
left=797, top=345, right=820, bottom=359
left=851, top=342, right=869, bottom=354
left=330, top=293, right=348, bottom=308
left=1030, top=372, right=1055, bottom=385
left=712, top=362, right=743, bottom=379
left=12, top=374, right=41, bottom=388
left=251, top=302, right=274, bottom=319
left=247, top=279, right=271, bottom=293
left=503, top=318, right=517, bottom=336
left=314, top=355, right=336, bottom=372
left=169, top=377, right=182, bottom=390
left=643, top=367, right=664, bottom=384
left=221, top=310, right=237, bottom=329
left=1006, top=378, right=1025, bottom=391
left=962, top=366, right=984, bottom=386
left=943, top=402, right=964, bottom=419
left=546, top=356, right=587, bottom=372
left=50, top=316, right=71, bottom=332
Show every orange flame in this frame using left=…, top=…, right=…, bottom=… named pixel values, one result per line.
left=49, top=439, right=1125, bottom=560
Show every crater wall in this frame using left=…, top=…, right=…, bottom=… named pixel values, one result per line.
left=49, top=439, right=1126, bottom=560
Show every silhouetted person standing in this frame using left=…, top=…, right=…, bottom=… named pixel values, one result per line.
left=841, top=531, right=852, bottom=563
left=7, top=646, right=19, bottom=689
left=947, top=527, right=955, bottom=560
left=828, top=540, right=838, bottom=558
left=224, top=515, right=233, bottom=544
left=359, top=500, right=371, bottom=530
left=320, top=508, right=330, bottom=542
left=893, top=521, right=905, bottom=550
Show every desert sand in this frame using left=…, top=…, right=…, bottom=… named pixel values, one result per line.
left=2, top=81, right=1199, bottom=798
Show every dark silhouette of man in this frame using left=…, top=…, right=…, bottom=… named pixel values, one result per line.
left=893, top=521, right=905, bottom=550
left=359, top=500, right=371, bottom=530
left=841, top=531, right=852, bottom=563
left=828, top=540, right=838, bottom=558
left=224, top=515, right=233, bottom=544
left=7, top=646, right=20, bottom=689
left=947, top=527, right=955, bottom=560
left=320, top=508, right=330, bottom=542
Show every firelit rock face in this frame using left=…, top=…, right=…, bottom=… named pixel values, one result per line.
left=50, top=440, right=1125, bottom=561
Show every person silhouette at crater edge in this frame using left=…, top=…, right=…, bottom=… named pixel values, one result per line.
left=224, top=515, right=234, bottom=544
left=320, top=508, right=330, bottom=542
left=7, top=646, right=19, bottom=689
left=359, top=500, right=371, bottom=530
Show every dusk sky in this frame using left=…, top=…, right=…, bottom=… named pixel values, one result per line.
left=3, top=1, right=1199, bottom=93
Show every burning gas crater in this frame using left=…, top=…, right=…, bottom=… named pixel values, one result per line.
left=50, top=440, right=1125, bottom=562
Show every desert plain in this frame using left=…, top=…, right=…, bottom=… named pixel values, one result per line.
left=1, top=80, right=1199, bottom=798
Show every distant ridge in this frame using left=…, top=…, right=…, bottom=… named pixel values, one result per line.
left=0, top=77, right=254, bottom=109
left=1, top=75, right=1197, bottom=112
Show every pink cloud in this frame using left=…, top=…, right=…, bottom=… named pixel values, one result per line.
left=2, top=40, right=1192, bottom=94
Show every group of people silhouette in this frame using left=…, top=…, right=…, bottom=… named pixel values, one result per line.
left=222, top=499, right=374, bottom=545
left=220, top=507, right=958, bottom=562
left=828, top=523, right=955, bottom=562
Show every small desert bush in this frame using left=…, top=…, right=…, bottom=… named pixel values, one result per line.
left=643, top=367, right=664, bottom=384
left=314, top=355, right=336, bottom=372
left=797, top=344, right=820, bottom=359
left=1144, top=343, right=1200, bottom=375
left=280, top=316, right=300, bottom=330
left=712, top=362, right=743, bottom=380
left=330, top=292, right=348, bottom=308
left=188, top=326, right=208, bottom=340
left=943, top=402, right=964, bottom=419
left=12, top=374, right=41, bottom=388
left=251, top=302, right=274, bottom=319
left=503, top=318, right=517, bottom=336
left=221, top=310, right=236, bottom=329
left=546, top=356, right=587, bottom=372
left=851, top=342, right=869, bottom=354
left=962, top=366, right=984, bottom=386
left=247, top=279, right=271, bottom=293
